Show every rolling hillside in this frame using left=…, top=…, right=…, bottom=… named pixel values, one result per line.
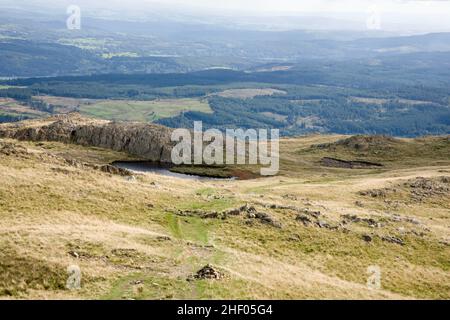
left=0, top=116, right=449, bottom=299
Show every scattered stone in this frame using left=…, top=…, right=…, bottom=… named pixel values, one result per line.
left=365, top=218, right=380, bottom=228
left=246, top=212, right=256, bottom=219
left=406, top=177, right=450, bottom=202
left=287, top=234, right=301, bottom=242
left=316, top=220, right=329, bottom=228
left=341, top=214, right=382, bottom=228
left=405, top=217, right=420, bottom=225
left=246, top=206, right=257, bottom=214
left=382, top=236, right=404, bottom=246
left=244, top=220, right=255, bottom=226
left=111, top=248, right=138, bottom=257
left=68, top=251, right=79, bottom=258
left=341, top=214, right=362, bottom=223
left=192, top=264, right=222, bottom=280
left=204, top=211, right=219, bottom=219
left=176, top=204, right=284, bottom=227
left=383, top=199, right=402, bottom=209
left=97, top=164, right=132, bottom=176
left=360, top=177, right=449, bottom=203
left=65, top=158, right=84, bottom=168
left=254, top=212, right=282, bottom=228
left=223, top=204, right=251, bottom=216
left=359, top=188, right=395, bottom=198
left=156, top=236, right=172, bottom=241
left=295, top=210, right=340, bottom=230
left=316, top=220, right=337, bottom=230
left=264, top=203, right=321, bottom=218
left=362, top=235, right=373, bottom=243
left=65, top=160, right=133, bottom=177
left=411, top=230, right=425, bottom=237
left=133, top=284, right=144, bottom=295
left=282, top=194, right=298, bottom=201
left=206, top=194, right=225, bottom=200
left=51, top=167, right=73, bottom=175
left=389, top=214, right=422, bottom=226
left=390, top=214, right=403, bottom=222
left=296, top=214, right=312, bottom=226
left=302, top=209, right=321, bottom=218
left=176, top=209, right=200, bottom=217
left=176, top=204, right=279, bottom=226
left=340, top=227, right=350, bottom=234
left=355, top=201, right=364, bottom=207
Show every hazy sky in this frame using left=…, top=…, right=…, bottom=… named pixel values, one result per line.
left=3, top=0, right=450, bottom=32
left=91, top=0, right=450, bottom=17
left=7, top=0, right=450, bottom=14
left=147, top=0, right=450, bottom=14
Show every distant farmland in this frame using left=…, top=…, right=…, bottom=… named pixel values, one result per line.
left=214, top=88, right=286, bottom=99
left=79, top=99, right=212, bottom=122
left=34, top=96, right=212, bottom=123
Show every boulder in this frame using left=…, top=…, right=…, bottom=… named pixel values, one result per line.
left=382, top=236, right=404, bottom=246
left=193, top=264, right=222, bottom=280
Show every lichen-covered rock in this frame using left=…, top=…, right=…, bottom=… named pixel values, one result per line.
left=192, top=265, right=222, bottom=280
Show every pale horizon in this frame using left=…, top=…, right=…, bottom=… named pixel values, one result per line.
left=1, top=0, right=450, bottom=33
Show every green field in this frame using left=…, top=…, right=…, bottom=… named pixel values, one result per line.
left=79, top=98, right=212, bottom=122
left=0, top=97, right=47, bottom=120
left=0, top=85, right=25, bottom=89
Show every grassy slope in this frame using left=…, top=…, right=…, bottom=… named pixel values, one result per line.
left=32, top=96, right=212, bottom=122
left=0, top=98, right=47, bottom=119
left=0, top=135, right=449, bottom=300
left=213, top=88, right=287, bottom=99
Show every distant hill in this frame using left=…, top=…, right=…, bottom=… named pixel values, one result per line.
left=0, top=40, right=185, bottom=77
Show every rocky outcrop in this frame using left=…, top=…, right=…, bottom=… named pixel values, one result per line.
left=0, top=114, right=175, bottom=163
left=407, top=176, right=450, bottom=201
left=314, top=135, right=402, bottom=152
left=189, top=264, right=223, bottom=281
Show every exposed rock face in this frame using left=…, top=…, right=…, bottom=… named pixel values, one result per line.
left=382, top=236, right=405, bottom=246
left=0, top=114, right=175, bottom=163
left=320, top=157, right=383, bottom=169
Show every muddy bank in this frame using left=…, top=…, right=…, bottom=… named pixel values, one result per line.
left=113, top=161, right=238, bottom=180
left=320, top=157, right=383, bottom=169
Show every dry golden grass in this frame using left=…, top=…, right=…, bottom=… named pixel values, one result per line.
left=0, top=135, right=449, bottom=300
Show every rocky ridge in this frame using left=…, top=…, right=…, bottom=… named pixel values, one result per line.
left=0, top=114, right=175, bottom=163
